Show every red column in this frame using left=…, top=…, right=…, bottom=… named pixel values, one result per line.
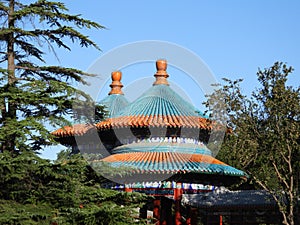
left=174, top=183, right=183, bottom=225
left=124, top=184, right=132, bottom=193
left=219, top=214, right=223, bottom=225
left=153, top=198, right=161, bottom=224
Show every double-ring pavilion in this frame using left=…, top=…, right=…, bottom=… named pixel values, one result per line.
left=53, top=60, right=279, bottom=225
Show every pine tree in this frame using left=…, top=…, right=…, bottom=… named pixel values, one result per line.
left=0, top=150, right=149, bottom=224
left=0, top=0, right=104, bottom=152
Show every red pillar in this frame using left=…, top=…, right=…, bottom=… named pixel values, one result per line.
left=219, top=214, right=223, bottom=225
left=153, top=198, right=161, bottom=224
left=124, top=184, right=132, bottom=193
left=174, top=183, right=183, bottom=225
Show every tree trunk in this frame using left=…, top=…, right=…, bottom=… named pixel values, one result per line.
left=3, top=0, right=16, bottom=152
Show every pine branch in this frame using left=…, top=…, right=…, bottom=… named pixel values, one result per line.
left=32, top=27, right=99, bottom=50
left=15, top=63, right=94, bottom=83
left=0, top=2, right=9, bottom=12
left=14, top=1, right=104, bottom=30
left=15, top=39, right=45, bottom=62
left=1, top=27, right=99, bottom=52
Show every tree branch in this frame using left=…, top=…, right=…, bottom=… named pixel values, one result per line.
left=272, top=161, right=289, bottom=190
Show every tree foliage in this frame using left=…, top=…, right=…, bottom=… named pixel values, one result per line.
left=0, top=150, right=149, bottom=225
left=205, top=62, right=300, bottom=225
left=0, top=0, right=104, bottom=152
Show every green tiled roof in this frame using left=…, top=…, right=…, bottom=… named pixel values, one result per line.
left=112, top=142, right=212, bottom=155
left=99, top=94, right=129, bottom=118
left=115, top=84, right=206, bottom=118
left=101, top=151, right=246, bottom=177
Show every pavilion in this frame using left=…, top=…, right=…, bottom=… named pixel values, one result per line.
left=53, top=60, right=250, bottom=225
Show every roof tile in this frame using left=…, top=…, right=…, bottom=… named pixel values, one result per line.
left=51, top=124, right=94, bottom=137
left=99, top=152, right=246, bottom=177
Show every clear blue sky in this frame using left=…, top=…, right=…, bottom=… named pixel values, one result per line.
left=41, top=0, right=300, bottom=159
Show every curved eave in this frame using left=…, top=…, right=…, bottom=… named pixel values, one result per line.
left=96, top=115, right=223, bottom=130
left=98, top=152, right=247, bottom=178
left=51, top=124, right=94, bottom=138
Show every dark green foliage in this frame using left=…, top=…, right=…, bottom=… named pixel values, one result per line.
left=0, top=0, right=105, bottom=152
left=0, top=151, right=149, bottom=225
left=205, top=62, right=300, bottom=225
left=0, top=1, right=149, bottom=224
left=73, top=101, right=108, bottom=124
left=0, top=200, right=53, bottom=225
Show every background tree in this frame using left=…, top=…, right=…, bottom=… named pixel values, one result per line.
left=0, top=0, right=104, bottom=153
left=0, top=150, right=149, bottom=225
left=205, top=62, right=300, bottom=225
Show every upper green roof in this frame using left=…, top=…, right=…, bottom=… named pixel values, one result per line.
left=115, top=84, right=206, bottom=118
left=99, top=94, right=129, bottom=118
left=98, top=71, right=129, bottom=118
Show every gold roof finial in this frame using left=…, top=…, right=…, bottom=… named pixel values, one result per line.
left=109, top=71, right=124, bottom=95
left=153, top=59, right=169, bottom=86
